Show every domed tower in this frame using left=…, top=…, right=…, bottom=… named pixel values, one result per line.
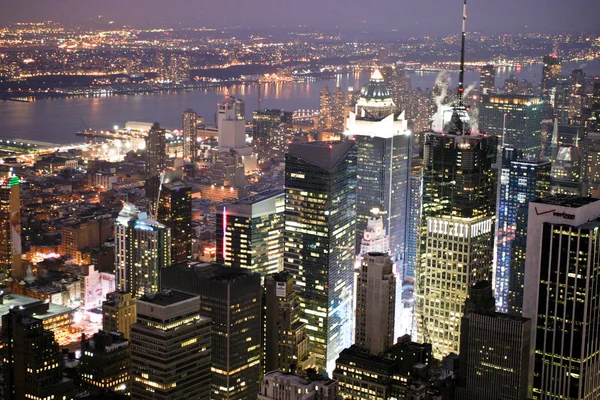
left=355, top=69, right=396, bottom=119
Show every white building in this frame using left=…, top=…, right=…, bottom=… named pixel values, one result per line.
left=258, top=370, right=339, bottom=400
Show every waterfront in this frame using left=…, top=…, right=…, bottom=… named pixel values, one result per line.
left=1, top=61, right=599, bottom=144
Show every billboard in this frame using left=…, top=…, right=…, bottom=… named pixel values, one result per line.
left=11, top=211, right=21, bottom=256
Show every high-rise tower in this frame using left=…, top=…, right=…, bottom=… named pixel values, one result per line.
left=319, top=86, right=332, bottom=130
left=284, top=141, right=357, bottom=374
left=415, top=0, right=498, bottom=360
left=157, top=173, right=192, bottom=264
left=0, top=173, right=22, bottom=279
left=480, top=64, right=496, bottom=95
left=182, top=109, right=198, bottom=160
left=115, top=202, right=171, bottom=298
left=523, top=196, right=600, bottom=399
left=346, top=70, right=411, bottom=269
left=145, top=122, right=167, bottom=217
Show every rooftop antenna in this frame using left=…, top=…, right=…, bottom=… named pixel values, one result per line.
left=457, top=0, right=467, bottom=106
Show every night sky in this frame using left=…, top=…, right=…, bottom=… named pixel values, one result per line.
left=2, top=0, right=599, bottom=34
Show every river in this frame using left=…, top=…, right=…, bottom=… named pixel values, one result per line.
left=1, top=61, right=599, bottom=144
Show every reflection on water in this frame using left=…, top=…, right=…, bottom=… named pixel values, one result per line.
left=1, top=61, right=599, bottom=144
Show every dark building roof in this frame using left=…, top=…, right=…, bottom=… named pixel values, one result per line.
left=138, top=290, right=197, bottom=306
left=287, top=141, right=355, bottom=171
left=533, top=195, right=597, bottom=208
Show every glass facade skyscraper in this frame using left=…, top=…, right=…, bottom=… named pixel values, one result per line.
left=345, top=69, right=411, bottom=268
left=496, top=148, right=551, bottom=314
left=216, top=189, right=285, bottom=279
left=479, top=94, right=544, bottom=159
left=284, top=140, right=357, bottom=374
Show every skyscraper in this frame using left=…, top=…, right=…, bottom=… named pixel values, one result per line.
left=415, top=0, right=498, bottom=360
left=145, top=122, right=167, bottom=217
left=216, top=189, right=285, bottom=278
left=263, top=271, right=311, bottom=374
left=496, top=148, right=551, bottom=313
left=284, top=141, right=357, bottom=374
left=157, top=175, right=192, bottom=264
left=523, top=196, right=600, bottom=399
left=115, top=202, right=171, bottom=298
left=131, top=290, right=212, bottom=400
left=182, top=109, right=198, bottom=160
left=541, top=55, right=562, bottom=103
left=457, top=281, right=532, bottom=400
left=405, top=159, right=423, bottom=280
left=0, top=173, right=22, bottom=279
left=217, top=96, right=257, bottom=172
left=354, top=252, right=396, bottom=355
left=2, top=306, right=74, bottom=400
left=319, top=86, right=332, bottom=130
left=479, top=93, right=544, bottom=158
left=346, top=70, right=411, bottom=269
left=252, top=109, right=292, bottom=160
left=480, top=64, right=496, bottom=95
left=332, top=85, right=345, bottom=130
left=161, top=263, right=262, bottom=400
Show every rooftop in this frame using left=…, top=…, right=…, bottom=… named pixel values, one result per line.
left=138, top=290, right=198, bottom=307
left=0, top=293, right=73, bottom=325
left=533, top=195, right=598, bottom=208
left=287, top=140, right=355, bottom=171
left=168, top=262, right=259, bottom=282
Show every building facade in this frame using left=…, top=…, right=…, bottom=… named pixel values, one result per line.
left=157, top=179, right=192, bottom=264
left=284, top=141, right=357, bottom=374
left=523, top=196, right=600, bottom=399
left=263, top=271, right=311, bottom=374
left=131, top=291, right=211, bottom=400
left=0, top=174, right=22, bottom=279
left=182, top=109, right=198, bottom=160
left=216, top=189, right=285, bottom=278
left=496, top=148, right=551, bottom=313
left=416, top=124, right=497, bottom=359
left=355, top=252, right=396, bottom=355
left=102, top=291, right=137, bottom=340
left=161, top=263, right=262, bottom=400
left=79, top=330, right=131, bottom=395
left=115, top=202, right=171, bottom=298
left=458, top=281, right=532, bottom=400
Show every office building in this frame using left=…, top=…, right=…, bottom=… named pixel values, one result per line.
left=263, top=271, right=311, bottom=374
left=102, top=291, right=137, bottom=340
left=115, top=202, right=171, bottom=298
left=479, top=93, right=544, bottom=158
left=0, top=174, right=22, bottom=280
left=405, top=159, right=423, bottom=280
left=157, top=176, right=192, bottom=264
left=415, top=2, right=498, bottom=357
left=480, top=64, right=495, bottom=95
left=145, top=122, right=167, bottom=217
left=79, top=330, right=131, bottom=395
left=457, top=281, right=532, bottom=400
left=582, top=131, right=600, bottom=196
left=182, top=109, right=198, bottom=160
left=319, top=86, right=332, bottom=130
left=355, top=252, right=395, bottom=355
left=131, top=290, right=211, bottom=400
left=334, top=337, right=433, bottom=400
left=345, top=70, right=411, bottom=268
left=541, top=55, right=562, bottom=103
left=2, top=307, right=74, bottom=400
left=216, top=189, right=284, bottom=278
left=332, top=85, right=345, bottom=130
left=161, top=263, right=262, bottom=400
left=217, top=96, right=257, bottom=172
left=521, top=196, right=600, bottom=399
left=496, top=148, right=551, bottom=313
left=416, top=128, right=497, bottom=358
left=252, top=109, right=293, bottom=160
left=550, top=124, right=584, bottom=195
left=284, top=141, right=357, bottom=373
left=259, top=370, right=339, bottom=400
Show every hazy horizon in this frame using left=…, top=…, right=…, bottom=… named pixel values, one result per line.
left=3, top=0, right=600, bottom=36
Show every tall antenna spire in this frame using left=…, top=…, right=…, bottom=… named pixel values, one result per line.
left=457, top=0, right=467, bottom=105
